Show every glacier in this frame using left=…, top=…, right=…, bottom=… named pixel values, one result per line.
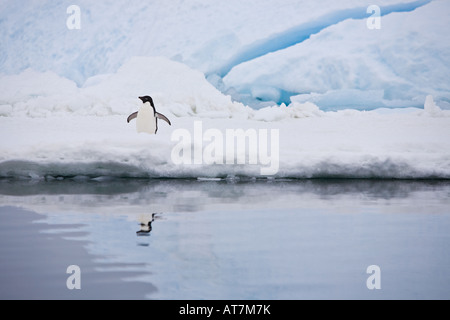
left=211, top=0, right=433, bottom=77
left=223, top=0, right=450, bottom=109
left=0, top=0, right=450, bottom=179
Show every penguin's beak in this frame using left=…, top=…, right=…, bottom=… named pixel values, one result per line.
left=138, top=96, right=144, bottom=102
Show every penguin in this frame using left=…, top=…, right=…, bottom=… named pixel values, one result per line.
left=127, top=96, right=171, bottom=134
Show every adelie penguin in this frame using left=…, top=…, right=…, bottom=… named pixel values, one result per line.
left=127, top=96, right=171, bottom=134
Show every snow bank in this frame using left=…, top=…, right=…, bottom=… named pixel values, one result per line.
left=1, top=96, right=449, bottom=179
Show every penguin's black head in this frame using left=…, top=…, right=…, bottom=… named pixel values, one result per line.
left=139, top=96, right=154, bottom=106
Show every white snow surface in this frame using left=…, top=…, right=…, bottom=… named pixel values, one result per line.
left=1, top=0, right=450, bottom=179
left=0, top=56, right=449, bottom=179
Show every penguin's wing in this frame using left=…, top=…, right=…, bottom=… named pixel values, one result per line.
left=127, top=111, right=138, bottom=123
left=155, top=112, right=171, bottom=126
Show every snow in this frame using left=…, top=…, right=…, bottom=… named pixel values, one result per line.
left=0, top=57, right=248, bottom=118
left=0, top=57, right=449, bottom=179
left=424, top=94, right=445, bottom=117
left=1, top=0, right=449, bottom=180
left=1, top=107, right=450, bottom=179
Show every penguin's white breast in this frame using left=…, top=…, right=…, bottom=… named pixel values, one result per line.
left=136, top=103, right=157, bottom=134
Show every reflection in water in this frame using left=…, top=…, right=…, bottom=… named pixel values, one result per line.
left=137, top=218, right=153, bottom=236
left=0, top=178, right=450, bottom=299
left=136, top=213, right=163, bottom=247
left=1, top=178, right=450, bottom=214
left=137, top=213, right=163, bottom=236
left=0, top=206, right=157, bottom=299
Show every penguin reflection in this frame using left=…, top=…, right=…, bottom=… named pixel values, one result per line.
left=136, top=213, right=161, bottom=236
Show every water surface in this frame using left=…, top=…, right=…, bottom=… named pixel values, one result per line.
left=1, top=179, right=449, bottom=299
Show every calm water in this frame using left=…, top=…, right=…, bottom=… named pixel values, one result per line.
left=0, top=179, right=449, bottom=300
